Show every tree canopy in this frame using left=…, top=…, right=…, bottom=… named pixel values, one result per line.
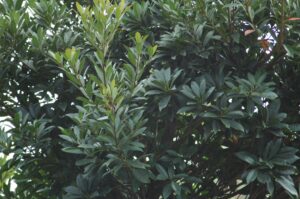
left=1, top=0, right=300, bottom=198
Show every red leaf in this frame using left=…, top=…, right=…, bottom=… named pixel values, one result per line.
left=288, top=17, right=300, bottom=21
left=258, top=39, right=269, bottom=50
left=244, top=29, right=255, bottom=36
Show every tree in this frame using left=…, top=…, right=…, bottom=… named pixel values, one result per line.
left=1, top=0, right=300, bottom=198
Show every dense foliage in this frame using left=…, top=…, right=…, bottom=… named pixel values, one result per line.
left=1, top=0, right=300, bottom=198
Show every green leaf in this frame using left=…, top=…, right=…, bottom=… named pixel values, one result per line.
left=260, top=92, right=277, bottom=100
left=220, top=119, right=244, bottom=132
left=127, top=48, right=137, bottom=66
left=181, top=86, right=195, bottom=99
left=163, top=183, right=172, bottom=199
left=267, top=180, right=274, bottom=195
left=248, top=7, right=255, bottom=21
left=135, top=32, right=142, bottom=43
left=289, top=124, right=300, bottom=132
left=199, top=80, right=206, bottom=95
left=235, top=151, right=257, bottom=165
left=132, top=168, right=151, bottom=184
left=284, top=44, right=295, bottom=58
left=62, top=147, right=84, bottom=154
left=177, top=106, right=194, bottom=113
left=229, top=120, right=244, bottom=132
left=150, top=45, right=158, bottom=56
left=65, top=186, right=82, bottom=196
left=156, top=164, right=168, bottom=180
left=191, top=81, right=200, bottom=96
left=220, top=119, right=231, bottom=128
left=246, top=169, right=258, bottom=184
left=203, top=30, right=214, bottom=46
left=200, top=112, right=217, bottom=118
left=159, top=96, right=171, bottom=111
left=171, top=181, right=181, bottom=194
left=257, top=172, right=271, bottom=184
left=276, top=176, right=298, bottom=197
left=59, top=135, right=76, bottom=143
left=263, top=139, right=282, bottom=160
